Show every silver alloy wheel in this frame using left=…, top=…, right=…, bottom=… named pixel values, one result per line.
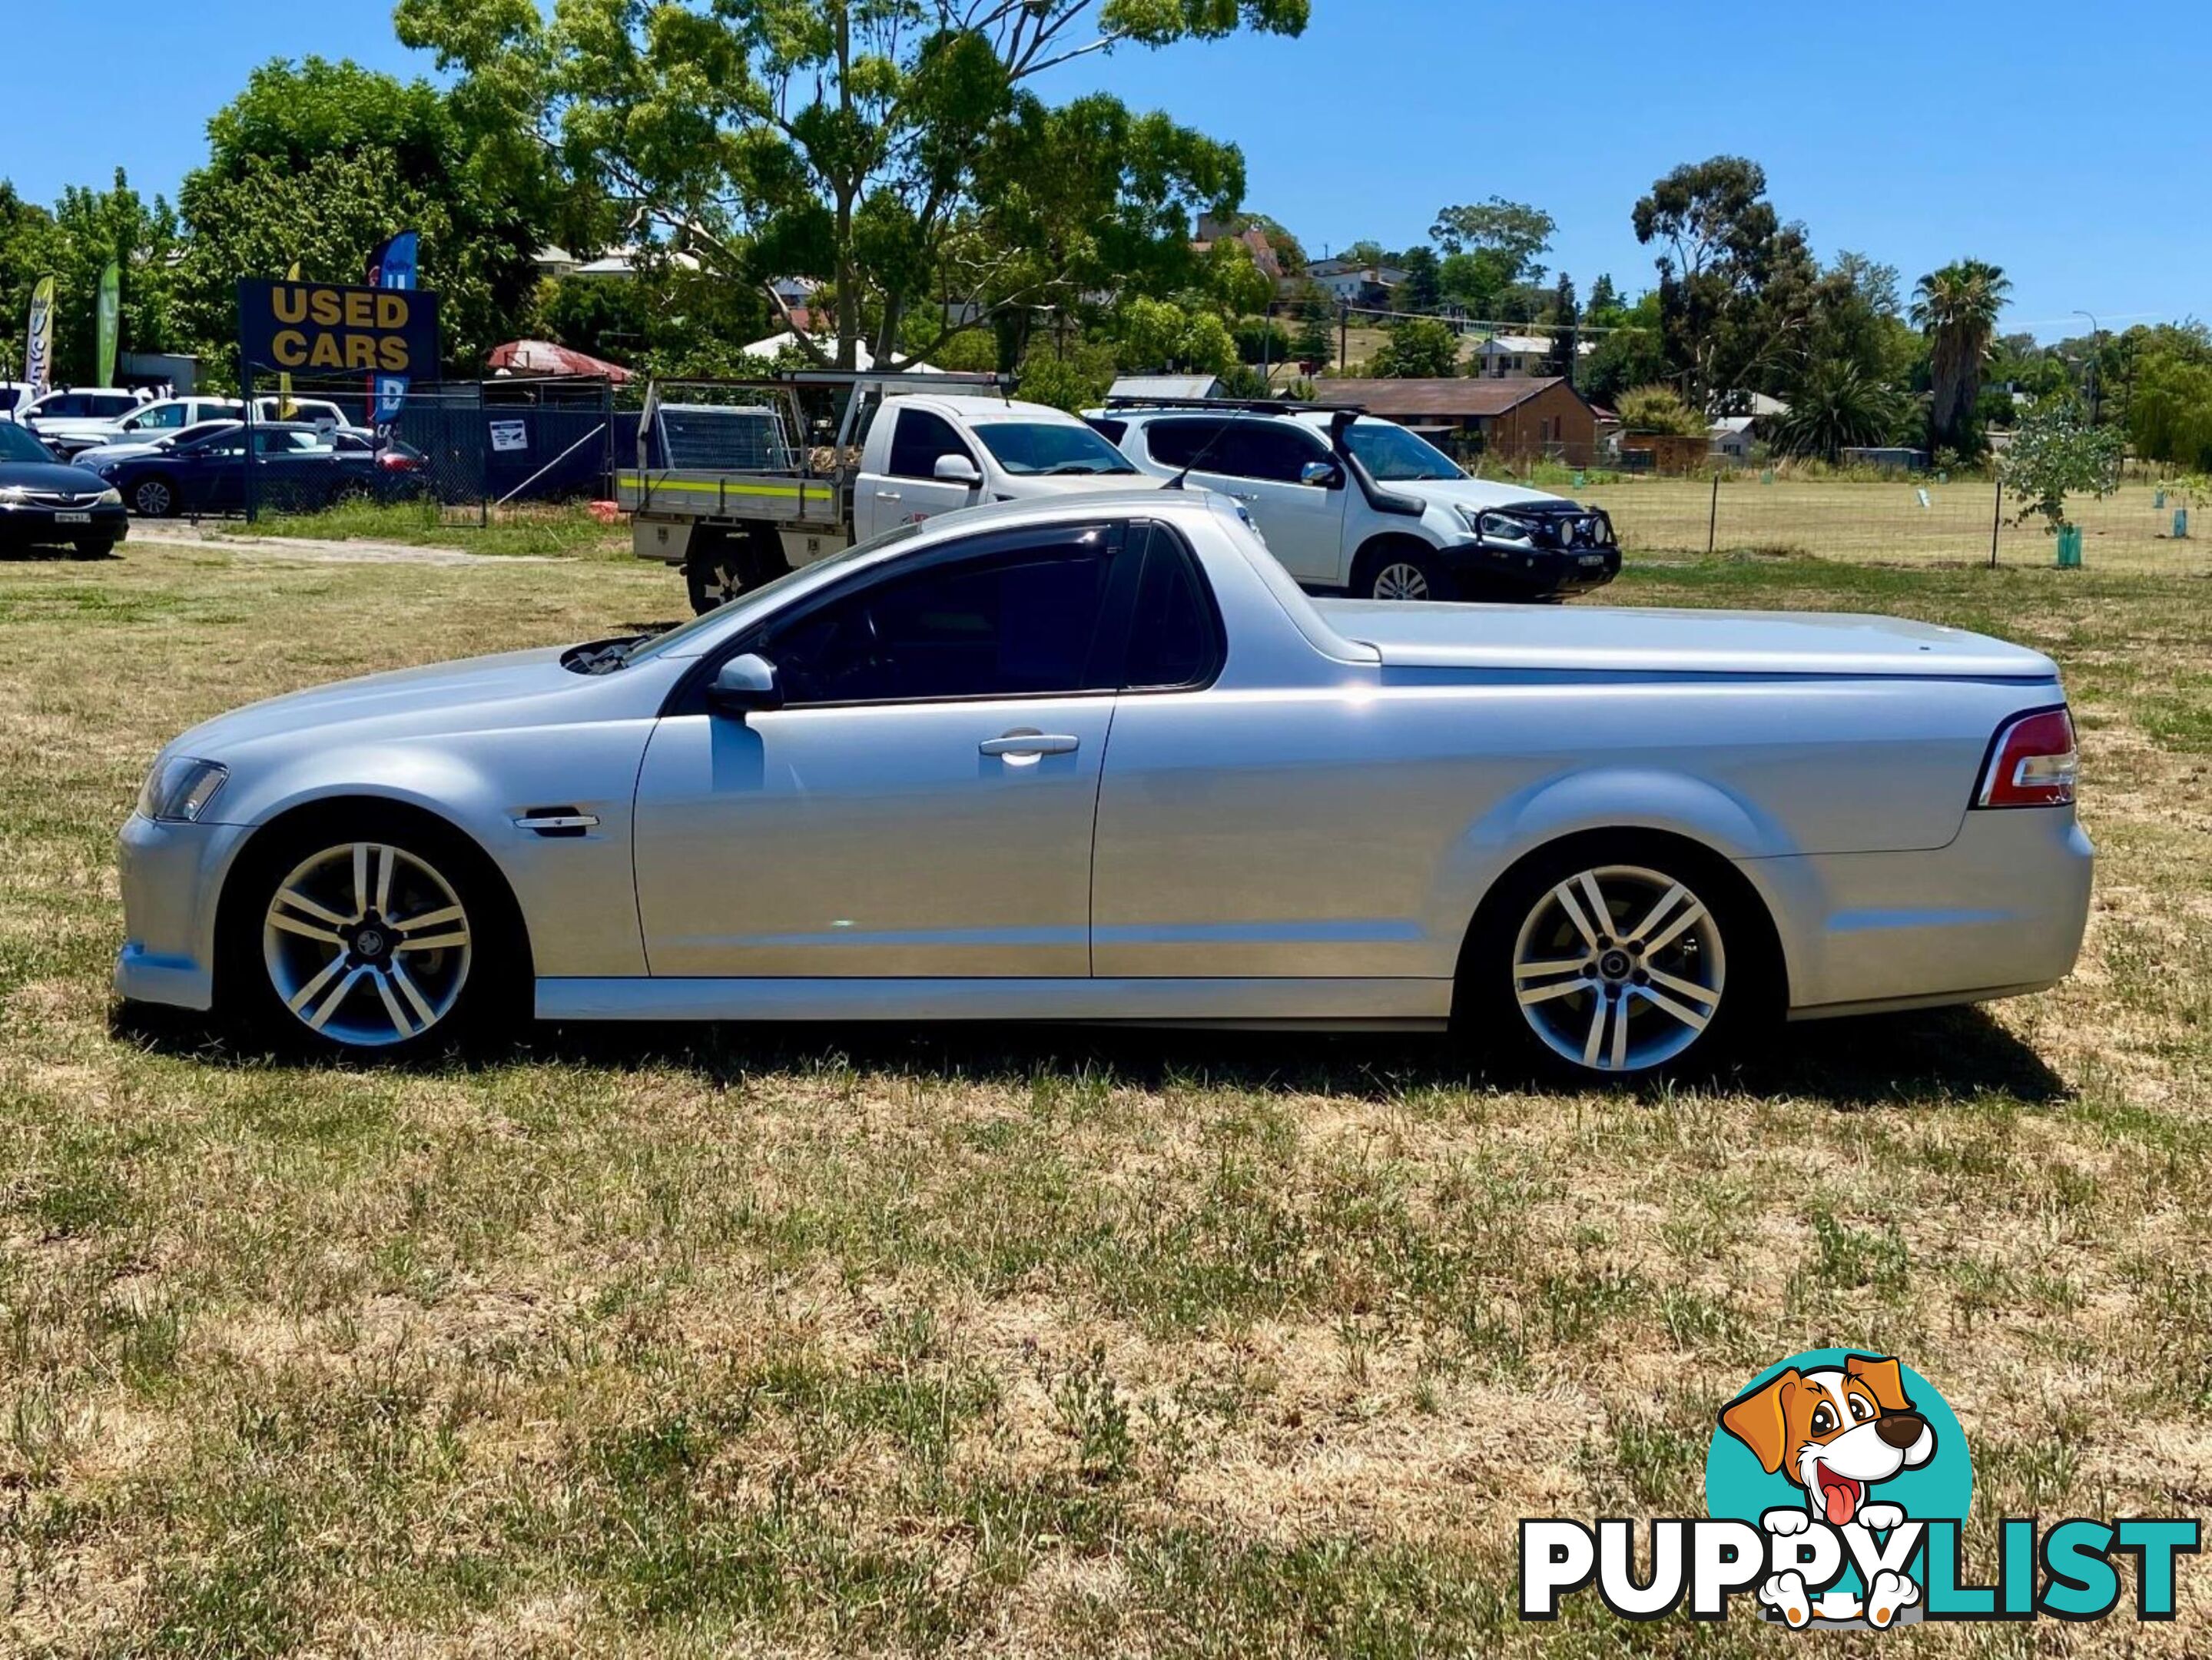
left=1511, top=863, right=1726, bottom=1074
left=134, top=480, right=172, bottom=516
left=261, top=842, right=472, bottom=1047
left=1371, top=560, right=1432, bottom=602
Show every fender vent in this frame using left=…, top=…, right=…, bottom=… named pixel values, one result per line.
left=513, top=807, right=598, bottom=838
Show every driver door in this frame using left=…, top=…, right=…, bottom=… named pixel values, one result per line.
left=632, top=521, right=1132, bottom=978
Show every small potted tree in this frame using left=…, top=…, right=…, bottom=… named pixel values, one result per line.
left=2001, top=401, right=2124, bottom=566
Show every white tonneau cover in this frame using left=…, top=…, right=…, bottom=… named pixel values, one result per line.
left=1312, top=599, right=2061, bottom=681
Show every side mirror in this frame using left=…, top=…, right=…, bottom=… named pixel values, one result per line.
left=934, top=453, right=983, bottom=487
left=1300, top=460, right=1345, bottom=490
left=707, top=652, right=784, bottom=717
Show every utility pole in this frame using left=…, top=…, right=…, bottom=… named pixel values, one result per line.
left=1338, top=299, right=1349, bottom=374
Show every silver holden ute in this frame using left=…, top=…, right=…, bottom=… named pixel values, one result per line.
left=116, top=493, right=2093, bottom=1081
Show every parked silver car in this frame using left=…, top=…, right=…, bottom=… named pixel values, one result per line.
left=117, top=493, right=2092, bottom=1078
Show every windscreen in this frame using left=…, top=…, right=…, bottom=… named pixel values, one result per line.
left=1341, top=421, right=1464, bottom=481
left=972, top=420, right=1136, bottom=476
left=0, top=423, right=55, bottom=463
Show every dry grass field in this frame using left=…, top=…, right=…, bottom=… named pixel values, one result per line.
left=1573, top=475, right=2212, bottom=573
left=3, top=530, right=2210, bottom=1655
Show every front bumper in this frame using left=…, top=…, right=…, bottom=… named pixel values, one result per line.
left=0, top=500, right=128, bottom=548
left=114, top=812, right=251, bottom=1012
left=1745, top=806, right=2095, bottom=1017
left=1439, top=536, right=1620, bottom=599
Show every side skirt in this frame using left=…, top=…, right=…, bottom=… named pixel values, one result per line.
left=536, top=976, right=1454, bottom=1029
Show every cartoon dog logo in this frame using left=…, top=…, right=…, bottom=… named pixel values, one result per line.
left=1718, top=1353, right=1936, bottom=1628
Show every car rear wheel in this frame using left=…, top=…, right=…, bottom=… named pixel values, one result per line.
left=685, top=553, right=745, bottom=615
left=222, top=812, right=526, bottom=1058
left=1463, top=838, right=1768, bottom=1082
left=131, top=477, right=178, bottom=518
left=1362, top=544, right=1452, bottom=603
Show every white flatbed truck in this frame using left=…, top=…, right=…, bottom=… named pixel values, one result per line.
left=618, top=371, right=1162, bottom=612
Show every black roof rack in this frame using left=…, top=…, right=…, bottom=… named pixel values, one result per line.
left=1100, top=394, right=1365, bottom=415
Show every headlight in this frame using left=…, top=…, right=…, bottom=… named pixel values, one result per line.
left=1456, top=504, right=1531, bottom=544
left=0, top=485, right=24, bottom=503
left=97, top=486, right=121, bottom=506
left=136, top=756, right=229, bottom=823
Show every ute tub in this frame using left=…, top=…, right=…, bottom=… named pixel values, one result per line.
left=1312, top=599, right=2061, bottom=682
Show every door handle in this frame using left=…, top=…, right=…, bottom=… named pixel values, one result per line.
left=1230, top=490, right=1259, bottom=502
left=876, top=489, right=902, bottom=501
left=980, top=733, right=1079, bottom=758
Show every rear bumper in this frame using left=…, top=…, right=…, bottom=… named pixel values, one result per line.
left=1439, top=536, right=1620, bottom=599
left=1746, top=808, right=2094, bottom=1016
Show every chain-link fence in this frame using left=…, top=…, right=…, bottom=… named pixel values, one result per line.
left=215, top=375, right=636, bottom=525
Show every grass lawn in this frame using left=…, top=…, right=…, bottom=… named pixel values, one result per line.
left=222, top=498, right=635, bottom=562
left=2, top=535, right=2210, bottom=1655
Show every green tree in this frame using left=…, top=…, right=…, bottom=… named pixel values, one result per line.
left=1546, top=272, right=1578, bottom=378
left=1367, top=315, right=1459, bottom=378
left=1289, top=283, right=1334, bottom=366
left=1117, top=295, right=1234, bottom=375
left=1397, top=245, right=1441, bottom=313
left=2127, top=326, right=2212, bottom=471
left=1910, top=258, right=2011, bottom=456
left=175, top=57, right=552, bottom=384
left=1429, top=198, right=1554, bottom=282
left=1617, top=382, right=1706, bottom=437
left=2002, top=398, right=2122, bottom=533
left=1767, top=360, right=1905, bottom=461
left=1580, top=290, right=1666, bottom=407
left=30, top=173, right=181, bottom=386
left=1631, top=155, right=1812, bottom=409
left=399, top=0, right=1306, bottom=374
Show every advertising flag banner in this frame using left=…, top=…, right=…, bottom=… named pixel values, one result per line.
left=277, top=262, right=300, bottom=416
left=366, top=231, right=420, bottom=424
left=25, top=275, right=55, bottom=397
left=96, top=260, right=121, bottom=388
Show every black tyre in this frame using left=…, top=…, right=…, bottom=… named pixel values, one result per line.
left=1458, top=834, right=1776, bottom=1083
left=1361, top=543, right=1453, bottom=603
left=685, top=550, right=747, bottom=615
left=218, top=807, right=529, bottom=1060
left=131, top=476, right=180, bottom=518
left=72, top=537, right=118, bottom=559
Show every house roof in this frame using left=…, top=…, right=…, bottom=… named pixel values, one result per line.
left=1313, top=377, right=1584, bottom=419
left=1473, top=334, right=1553, bottom=356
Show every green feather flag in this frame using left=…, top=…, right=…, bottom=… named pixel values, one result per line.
left=96, top=260, right=120, bottom=387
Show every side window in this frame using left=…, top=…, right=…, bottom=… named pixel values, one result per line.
left=887, top=409, right=972, bottom=480
left=1123, top=526, right=1223, bottom=691
left=1142, top=419, right=1229, bottom=470
left=138, top=404, right=186, bottom=430
left=767, top=534, right=1117, bottom=706
left=38, top=396, right=85, bottom=418
left=1222, top=423, right=1327, bottom=483
left=1085, top=417, right=1128, bottom=447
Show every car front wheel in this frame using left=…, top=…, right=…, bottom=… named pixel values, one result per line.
left=223, top=815, right=523, bottom=1057
left=1364, top=545, right=1452, bottom=603
left=1464, top=840, right=1766, bottom=1081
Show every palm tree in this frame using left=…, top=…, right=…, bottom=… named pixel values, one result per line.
left=1911, top=260, right=2011, bottom=455
left=1769, top=360, right=1905, bottom=462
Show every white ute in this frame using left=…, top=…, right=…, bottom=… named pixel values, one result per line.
left=622, top=371, right=1165, bottom=612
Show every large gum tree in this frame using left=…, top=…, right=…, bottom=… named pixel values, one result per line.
left=396, top=0, right=1308, bottom=371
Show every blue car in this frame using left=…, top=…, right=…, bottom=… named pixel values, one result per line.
left=93, top=420, right=429, bottom=518
left=0, top=420, right=128, bottom=556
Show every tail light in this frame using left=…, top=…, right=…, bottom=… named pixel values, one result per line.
left=376, top=450, right=422, bottom=472
left=1977, top=707, right=2078, bottom=808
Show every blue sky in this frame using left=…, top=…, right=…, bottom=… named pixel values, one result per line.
left=8, top=1, right=2203, bottom=340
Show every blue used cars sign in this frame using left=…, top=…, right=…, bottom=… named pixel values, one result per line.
left=237, top=278, right=439, bottom=380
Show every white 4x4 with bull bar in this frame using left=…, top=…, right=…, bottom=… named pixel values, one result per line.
left=1086, top=397, right=1620, bottom=603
